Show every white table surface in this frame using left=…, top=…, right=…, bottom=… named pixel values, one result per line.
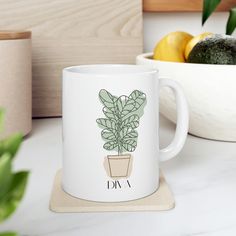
left=1, top=116, right=236, bottom=236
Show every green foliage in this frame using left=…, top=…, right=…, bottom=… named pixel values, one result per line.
left=97, top=89, right=146, bottom=155
left=0, top=232, right=18, bottom=236
left=0, top=154, right=12, bottom=200
left=0, top=110, right=29, bottom=235
left=202, top=0, right=236, bottom=35
left=226, top=7, right=236, bottom=35
left=202, top=0, right=221, bottom=25
left=0, top=170, right=29, bottom=222
left=0, top=134, right=23, bottom=159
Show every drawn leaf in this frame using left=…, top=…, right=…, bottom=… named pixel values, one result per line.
left=99, top=89, right=117, bottom=112
left=116, top=96, right=135, bottom=117
left=122, top=139, right=137, bottom=152
left=102, top=107, right=117, bottom=120
left=129, top=90, right=146, bottom=111
left=101, top=129, right=116, bottom=141
left=121, top=115, right=139, bottom=129
left=124, top=130, right=138, bottom=139
left=103, top=141, right=118, bottom=151
left=119, top=127, right=133, bottom=139
left=120, top=127, right=138, bottom=139
left=96, top=118, right=116, bottom=130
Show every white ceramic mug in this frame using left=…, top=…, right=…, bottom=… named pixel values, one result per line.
left=62, top=64, right=189, bottom=202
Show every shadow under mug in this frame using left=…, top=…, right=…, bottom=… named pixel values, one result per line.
left=62, top=64, right=189, bottom=202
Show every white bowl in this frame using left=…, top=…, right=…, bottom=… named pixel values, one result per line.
left=136, top=52, right=236, bottom=141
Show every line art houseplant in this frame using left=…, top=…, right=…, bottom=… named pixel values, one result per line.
left=96, top=89, right=146, bottom=178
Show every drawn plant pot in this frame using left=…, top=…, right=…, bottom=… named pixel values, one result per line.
left=107, top=154, right=131, bottom=178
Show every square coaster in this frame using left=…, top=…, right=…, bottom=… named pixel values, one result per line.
left=50, top=170, right=175, bottom=212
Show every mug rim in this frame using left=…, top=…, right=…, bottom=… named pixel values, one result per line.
left=63, top=64, right=158, bottom=76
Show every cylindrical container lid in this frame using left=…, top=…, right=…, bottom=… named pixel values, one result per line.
left=0, top=31, right=31, bottom=40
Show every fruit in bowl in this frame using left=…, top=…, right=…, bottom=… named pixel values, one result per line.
left=153, top=31, right=236, bottom=65
left=187, top=34, right=236, bottom=64
left=136, top=31, right=236, bottom=141
left=153, top=31, right=193, bottom=62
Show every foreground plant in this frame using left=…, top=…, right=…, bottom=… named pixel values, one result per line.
left=0, top=109, right=29, bottom=236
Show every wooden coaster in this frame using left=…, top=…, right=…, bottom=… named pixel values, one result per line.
left=50, top=170, right=175, bottom=213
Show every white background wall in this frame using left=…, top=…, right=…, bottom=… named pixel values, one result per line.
left=143, top=12, right=236, bottom=52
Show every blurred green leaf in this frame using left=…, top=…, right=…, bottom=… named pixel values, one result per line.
left=0, top=108, right=29, bottom=236
left=226, top=7, right=236, bottom=35
left=0, top=232, right=18, bottom=236
left=202, top=0, right=221, bottom=25
left=0, top=171, right=29, bottom=222
left=0, top=154, right=13, bottom=199
left=0, top=134, right=23, bottom=159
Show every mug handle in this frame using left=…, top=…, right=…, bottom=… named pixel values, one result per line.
left=159, top=78, right=189, bottom=162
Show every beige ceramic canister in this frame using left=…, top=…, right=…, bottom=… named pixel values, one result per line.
left=0, top=31, right=32, bottom=138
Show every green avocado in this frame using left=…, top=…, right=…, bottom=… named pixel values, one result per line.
left=187, top=34, right=236, bottom=65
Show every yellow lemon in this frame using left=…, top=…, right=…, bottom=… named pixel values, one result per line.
left=153, top=31, right=193, bottom=62
left=185, top=32, right=213, bottom=60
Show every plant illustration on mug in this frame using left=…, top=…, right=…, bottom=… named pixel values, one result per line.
left=96, top=89, right=146, bottom=179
